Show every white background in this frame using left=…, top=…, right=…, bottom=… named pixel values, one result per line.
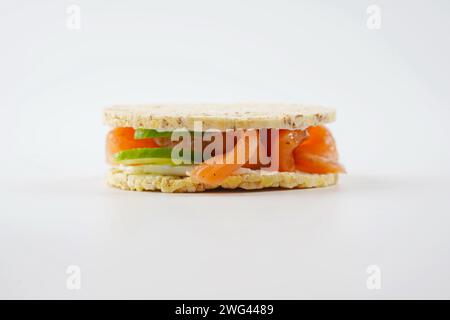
left=1, top=0, right=450, bottom=299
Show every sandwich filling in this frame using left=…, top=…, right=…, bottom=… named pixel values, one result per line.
left=106, top=126, right=344, bottom=185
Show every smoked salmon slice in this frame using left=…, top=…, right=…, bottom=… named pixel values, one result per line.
left=190, top=126, right=344, bottom=185
left=293, top=125, right=345, bottom=174
left=278, top=129, right=308, bottom=172
left=106, top=127, right=158, bottom=164
left=190, top=131, right=259, bottom=185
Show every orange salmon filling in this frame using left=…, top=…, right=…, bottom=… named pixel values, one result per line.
left=106, top=126, right=345, bottom=184
left=106, top=127, right=158, bottom=164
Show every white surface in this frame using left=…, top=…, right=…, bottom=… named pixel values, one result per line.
left=1, top=0, right=450, bottom=299
left=1, top=174, right=450, bottom=299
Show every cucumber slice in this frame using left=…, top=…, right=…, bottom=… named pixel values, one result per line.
left=134, top=129, right=172, bottom=139
left=114, top=148, right=174, bottom=165
left=113, top=147, right=203, bottom=165
left=115, top=158, right=175, bottom=166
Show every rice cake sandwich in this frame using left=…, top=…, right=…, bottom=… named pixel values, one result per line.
left=103, top=103, right=345, bottom=193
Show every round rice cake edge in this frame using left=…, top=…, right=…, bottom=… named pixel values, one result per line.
left=107, top=169, right=339, bottom=193
left=103, top=103, right=336, bottom=130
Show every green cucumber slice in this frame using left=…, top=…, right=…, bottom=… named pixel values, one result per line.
left=113, top=147, right=203, bottom=165
left=116, top=158, right=175, bottom=166
left=114, top=148, right=172, bottom=163
left=134, top=129, right=172, bottom=139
